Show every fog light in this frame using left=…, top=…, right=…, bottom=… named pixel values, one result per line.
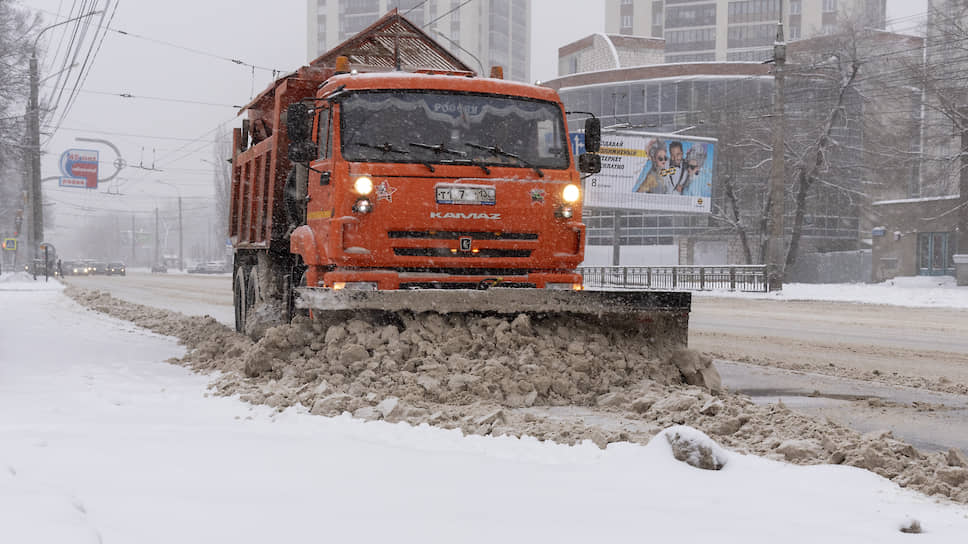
left=344, top=282, right=378, bottom=291
left=353, top=198, right=373, bottom=213
left=546, top=282, right=583, bottom=290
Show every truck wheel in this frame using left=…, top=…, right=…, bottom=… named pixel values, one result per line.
left=248, top=266, right=263, bottom=308
left=233, top=267, right=248, bottom=333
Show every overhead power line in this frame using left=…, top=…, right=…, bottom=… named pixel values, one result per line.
left=33, top=6, right=286, bottom=75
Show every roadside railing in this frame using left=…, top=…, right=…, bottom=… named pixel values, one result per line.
left=578, top=265, right=769, bottom=292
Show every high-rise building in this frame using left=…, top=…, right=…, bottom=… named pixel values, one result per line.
left=307, top=0, right=531, bottom=82
left=604, top=0, right=886, bottom=62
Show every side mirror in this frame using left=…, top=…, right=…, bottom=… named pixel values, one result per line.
left=578, top=153, right=601, bottom=174
left=286, top=103, right=311, bottom=142
left=584, top=117, right=601, bottom=153
left=286, top=103, right=314, bottom=162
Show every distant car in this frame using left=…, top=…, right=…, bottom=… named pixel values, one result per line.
left=107, top=262, right=126, bottom=276
left=63, top=260, right=89, bottom=276
left=89, top=262, right=108, bottom=275
left=189, top=261, right=227, bottom=274
left=151, top=262, right=168, bottom=273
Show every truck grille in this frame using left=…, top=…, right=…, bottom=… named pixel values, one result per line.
left=397, top=267, right=528, bottom=276
left=393, top=248, right=532, bottom=258
left=400, top=282, right=537, bottom=290
left=389, top=231, right=538, bottom=241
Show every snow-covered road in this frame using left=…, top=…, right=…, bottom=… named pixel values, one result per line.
left=4, top=275, right=968, bottom=542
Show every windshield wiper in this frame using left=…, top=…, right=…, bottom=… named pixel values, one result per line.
left=409, top=141, right=466, bottom=157
left=352, top=141, right=409, bottom=155
left=466, top=142, right=543, bottom=177
left=439, top=158, right=491, bottom=175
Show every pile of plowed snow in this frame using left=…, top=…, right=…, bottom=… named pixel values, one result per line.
left=66, top=286, right=968, bottom=503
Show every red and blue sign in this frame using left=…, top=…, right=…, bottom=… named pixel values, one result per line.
left=59, top=148, right=99, bottom=189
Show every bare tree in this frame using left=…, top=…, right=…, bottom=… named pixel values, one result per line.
left=918, top=0, right=968, bottom=198
left=700, top=16, right=907, bottom=273
left=0, top=0, right=37, bottom=234
left=211, top=124, right=233, bottom=245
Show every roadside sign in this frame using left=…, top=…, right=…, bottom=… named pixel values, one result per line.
left=2, top=238, right=16, bottom=251
left=59, top=148, right=99, bottom=189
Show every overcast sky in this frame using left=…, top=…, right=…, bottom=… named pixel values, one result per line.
left=17, top=0, right=927, bottom=242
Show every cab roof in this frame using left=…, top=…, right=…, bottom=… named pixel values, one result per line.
left=321, top=71, right=562, bottom=104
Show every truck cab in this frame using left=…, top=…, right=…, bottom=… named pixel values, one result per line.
left=288, top=71, right=590, bottom=291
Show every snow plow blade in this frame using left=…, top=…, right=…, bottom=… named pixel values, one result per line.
left=296, top=288, right=691, bottom=348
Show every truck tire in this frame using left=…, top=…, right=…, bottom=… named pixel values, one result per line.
left=233, top=267, right=249, bottom=333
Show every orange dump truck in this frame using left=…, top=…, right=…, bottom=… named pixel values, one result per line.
left=229, top=11, right=689, bottom=341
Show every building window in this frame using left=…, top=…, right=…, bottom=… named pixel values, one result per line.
left=665, top=27, right=716, bottom=53
left=622, top=15, right=633, bottom=28
left=789, top=24, right=801, bottom=39
left=790, top=0, right=801, bottom=15
left=727, top=23, right=776, bottom=48
left=727, top=0, right=780, bottom=24
left=667, top=3, right=717, bottom=28
left=822, top=0, right=837, bottom=13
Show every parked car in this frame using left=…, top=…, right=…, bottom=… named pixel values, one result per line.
left=107, top=262, right=126, bottom=276
left=151, top=262, right=168, bottom=273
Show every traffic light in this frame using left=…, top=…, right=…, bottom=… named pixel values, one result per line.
left=14, top=209, right=23, bottom=236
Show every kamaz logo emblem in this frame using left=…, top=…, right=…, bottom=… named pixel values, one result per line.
left=430, top=212, right=501, bottom=220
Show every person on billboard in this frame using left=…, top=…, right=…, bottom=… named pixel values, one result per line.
left=676, top=144, right=709, bottom=197
left=657, top=141, right=687, bottom=194
left=633, top=138, right=667, bottom=193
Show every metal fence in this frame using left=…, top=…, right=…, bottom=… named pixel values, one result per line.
left=578, top=265, right=769, bottom=292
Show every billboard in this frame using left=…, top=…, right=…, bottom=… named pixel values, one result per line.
left=573, top=131, right=716, bottom=213
left=59, top=148, right=99, bottom=189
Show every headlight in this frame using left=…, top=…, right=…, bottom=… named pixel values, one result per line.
left=563, top=184, right=580, bottom=203
left=546, top=283, right=583, bottom=291
left=333, top=282, right=378, bottom=291
left=354, top=176, right=373, bottom=195
left=352, top=198, right=373, bottom=213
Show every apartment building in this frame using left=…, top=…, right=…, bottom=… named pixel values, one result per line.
left=604, top=0, right=886, bottom=62
left=306, top=0, right=531, bottom=82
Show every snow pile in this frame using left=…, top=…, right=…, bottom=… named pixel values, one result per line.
left=696, top=275, right=968, bottom=309
left=64, top=286, right=968, bottom=504
left=0, top=272, right=63, bottom=290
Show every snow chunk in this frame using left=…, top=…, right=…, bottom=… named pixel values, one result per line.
left=658, top=425, right=728, bottom=471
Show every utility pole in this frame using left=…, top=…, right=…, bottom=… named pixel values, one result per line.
left=131, top=215, right=136, bottom=264
left=178, top=195, right=184, bottom=271
left=154, top=207, right=160, bottom=266
left=26, top=11, right=102, bottom=260
left=955, top=115, right=968, bottom=285
left=27, top=53, right=40, bottom=260
left=766, top=19, right=786, bottom=291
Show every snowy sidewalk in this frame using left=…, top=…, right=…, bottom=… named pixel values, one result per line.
left=2, top=274, right=968, bottom=543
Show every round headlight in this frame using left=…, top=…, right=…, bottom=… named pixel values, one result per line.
left=563, top=184, right=580, bottom=203
left=354, top=176, right=374, bottom=195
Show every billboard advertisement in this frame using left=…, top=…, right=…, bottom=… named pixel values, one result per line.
left=59, top=148, right=99, bottom=189
left=572, top=131, right=716, bottom=213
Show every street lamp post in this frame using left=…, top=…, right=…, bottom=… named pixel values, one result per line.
left=27, top=11, right=102, bottom=259
left=155, top=180, right=183, bottom=271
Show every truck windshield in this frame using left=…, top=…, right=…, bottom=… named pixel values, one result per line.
left=340, top=91, right=569, bottom=170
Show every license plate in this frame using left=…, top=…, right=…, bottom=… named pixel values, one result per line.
left=436, top=185, right=495, bottom=205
